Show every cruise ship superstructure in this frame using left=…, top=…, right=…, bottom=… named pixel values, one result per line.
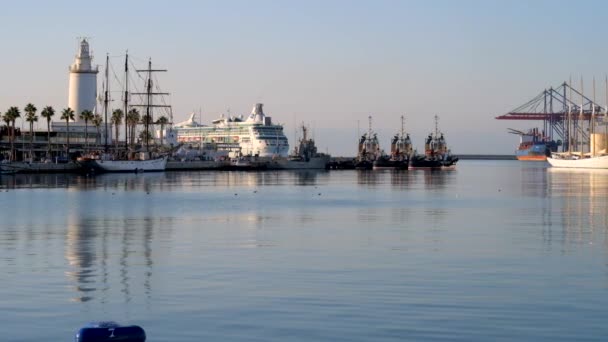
left=174, top=103, right=289, bottom=157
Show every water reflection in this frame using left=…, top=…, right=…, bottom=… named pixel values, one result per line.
left=390, top=170, right=415, bottom=189
left=357, top=170, right=380, bottom=187
left=64, top=205, right=162, bottom=304
left=547, top=168, right=608, bottom=249
left=0, top=170, right=330, bottom=191
left=420, top=170, right=451, bottom=190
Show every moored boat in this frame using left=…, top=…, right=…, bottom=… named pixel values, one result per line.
left=409, top=115, right=458, bottom=170
left=547, top=153, right=608, bottom=168
left=79, top=54, right=169, bottom=173
left=372, top=116, right=412, bottom=170
left=79, top=153, right=167, bottom=173
left=547, top=81, right=608, bottom=169
left=355, top=116, right=380, bottom=170
left=509, top=128, right=558, bottom=161
left=273, top=123, right=330, bottom=169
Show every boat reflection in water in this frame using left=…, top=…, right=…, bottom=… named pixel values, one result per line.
left=64, top=198, right=160, bottom=304
left=547, top=168, right=608, bottom=248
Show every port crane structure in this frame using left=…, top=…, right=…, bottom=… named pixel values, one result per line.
left=496, top=81, right=608, bottom=152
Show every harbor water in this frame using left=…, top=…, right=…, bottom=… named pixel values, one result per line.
left=1, top=161, right=608, bottom=341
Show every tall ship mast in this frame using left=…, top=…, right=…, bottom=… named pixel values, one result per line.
left=78, top=56, right=169, bottom=172
left=132, top=59, right=170, bottom=152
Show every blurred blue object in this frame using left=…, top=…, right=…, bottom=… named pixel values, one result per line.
left=75, top=322, right=146, bottom=342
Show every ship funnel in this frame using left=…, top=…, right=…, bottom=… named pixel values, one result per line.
left=251, top=103, right=265, bottom=116
left=251, top=103, right=265, bottom=122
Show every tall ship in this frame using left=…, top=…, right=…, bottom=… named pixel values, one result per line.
left=355, top=116, right=381, bottom=170
left=79, top=54, right=168, bottom=172
left=373, top=116, right=412, bottom=170
left=409, top=115, right=458, bottom=169
left=548, top=91, right=608, bottom=168
left=173, top=103, right=289, bottom=158
left=509, top=128, right=557, bottom=161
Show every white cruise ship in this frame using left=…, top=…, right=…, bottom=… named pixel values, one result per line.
left=173, top=103, right=289, bottom=157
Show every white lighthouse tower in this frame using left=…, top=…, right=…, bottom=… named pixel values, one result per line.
left=68, top=38, right=98, bottom=122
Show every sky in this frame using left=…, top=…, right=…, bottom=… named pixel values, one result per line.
left=1, top=0, right=607, bottom=155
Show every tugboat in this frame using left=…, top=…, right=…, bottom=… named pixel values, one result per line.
left=373, top=115, right=412, bottom=170
left=409, top=115, right=458, bottom=169
left=355, top=116, right=380, bottom=170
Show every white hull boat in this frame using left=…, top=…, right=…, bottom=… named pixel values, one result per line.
left=547, top=154, right=608, bottom=169
left=84, top=156, right=168, bottom=172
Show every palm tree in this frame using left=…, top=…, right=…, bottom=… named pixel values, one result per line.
left=40, top=106, right=55, bottom=157
left=140, top=113, right=154, bottom=147
left=24, top=103, right=37, bottom=161
left=111, top=109, right=124, bottom=149
left=79, top=110, right=94, bottom=152
left=156, top=116, right=169, bottom=146
left=5, top=107, right=20, bottom=161
left=92, top=114, right=103, bottom=146
left=127, top=108, right=140, bottom=146
left=138, top=130, right=153, bottom=145
left=60, top=108, right=75, bottom=156
left=2, top=112, right=12, bottom=160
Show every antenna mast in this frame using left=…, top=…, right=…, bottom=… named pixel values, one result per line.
left=401, top=115, right=404, bottom=138
left=434, top=115, right=439, bottom=137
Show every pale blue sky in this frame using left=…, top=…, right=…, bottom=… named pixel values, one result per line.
left=0, top=0, right=607, bottom=155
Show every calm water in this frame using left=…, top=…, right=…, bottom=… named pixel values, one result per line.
left=1, top=161, right=608, bottom=341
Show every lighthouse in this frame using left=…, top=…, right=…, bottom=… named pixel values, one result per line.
left=68, top=38, right=98, bottom=122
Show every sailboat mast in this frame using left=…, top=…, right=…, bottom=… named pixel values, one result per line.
left=592, top=77, right=596, bottom=155
left=124, top=52, right=129, bottom=151
left=568, top=79, right=572, bottom=153
left=104, top=54, right=110, bottom=152
left=580, top=77, right=584, bottom=153
left=145, top=59, right=152, bottom=151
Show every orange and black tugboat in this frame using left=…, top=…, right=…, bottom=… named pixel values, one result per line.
left=409, top=115, right=458, bottom=170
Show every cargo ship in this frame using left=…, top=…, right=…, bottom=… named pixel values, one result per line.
left=509, top=128, right=558, bottom=161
